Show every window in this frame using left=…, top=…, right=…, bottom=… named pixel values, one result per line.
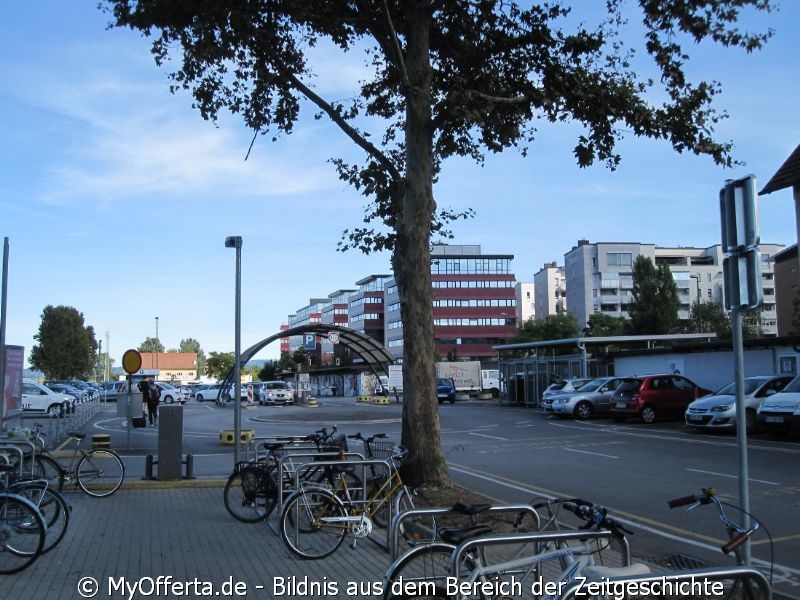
left=607, top=252, right=632, bottom=267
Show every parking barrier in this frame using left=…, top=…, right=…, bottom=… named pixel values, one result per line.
left=144, top=453, right=195, bottom=480
left=307, top=397, right=318, bottom=407
left=219, top=429, right=255, bottom=445
left=91, top=433, right=111, bottom=449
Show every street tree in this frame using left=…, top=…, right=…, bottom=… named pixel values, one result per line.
left=103, top=0, right=774, bottom=485
left=686, top=299, right=762, bottom=339
left=206, top=352, right=235, bottom=381
left=138, top=337, right=164, bottom=353
left=258, top=360, right=279, bottom=381
left=30, top=305, right=97, bottom=379
left=628, top=256, right=680, bottom=334
left=584, top=313, right=629, bottom=337
left=516, top=314, right=581, bottom=344
left=179, top=338, right=206, bottom=377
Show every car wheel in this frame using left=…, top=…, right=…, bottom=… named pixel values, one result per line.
left=641, top=405, right=657, bottom=424
left=164, top=395, right=174, bottom=404
left=47, top=403, right=64, bottom=418
left=574, top=402, right=593, bottom=420
left=745, top=408, right=758, bottom=434
left=196, top=394, right=204, bottom=402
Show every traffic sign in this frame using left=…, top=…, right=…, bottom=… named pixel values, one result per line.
left=328, top=332, right=340, bottom=344
left=122, top=349, right=142, bottom=375
left=303, top=334, right=316, bottom=350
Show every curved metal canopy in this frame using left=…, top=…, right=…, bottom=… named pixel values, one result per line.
left=221, top=324, right=393, bottom=390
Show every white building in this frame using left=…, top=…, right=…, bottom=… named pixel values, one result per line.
left=564, top=240, right=781, bottom=335
left=533, top=262, right=566, bottom=320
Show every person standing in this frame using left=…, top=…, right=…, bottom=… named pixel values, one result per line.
left=145, top=377, right=160, bottom=426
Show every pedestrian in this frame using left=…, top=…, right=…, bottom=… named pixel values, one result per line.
left=145, top=377, right=160, bottom=426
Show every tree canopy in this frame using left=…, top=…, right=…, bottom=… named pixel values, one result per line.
left=515, top=313, right=581, bottom=344
left=29, top=305, right=97, bottom=379
left=627, top=255, right=680, bottom=334
left=206, top=351, right=235, bottom=381
left=584, top=313, right=629, bottom=337
left=102, top=0, right=775, bottom=485
left=179, top=338, right=206, bottom=376
left=138, top=337, right=164, bottom=353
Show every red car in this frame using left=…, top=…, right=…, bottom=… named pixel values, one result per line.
left=610, top=374, right=712, bottom=424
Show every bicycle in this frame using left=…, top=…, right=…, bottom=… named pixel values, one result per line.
left=668, top=487, right=773, bottom=600
left=23, top=427, right=125, bottom=498
left=279, top=435, right=421, bottom=559
left=382, top=497, right=649, bottom=600
left=0, top=464, right=47, bottom=574
left=223, top=426, right=361, bottom=523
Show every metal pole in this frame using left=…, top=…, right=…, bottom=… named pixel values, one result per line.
left=226, top=236, right=243, bottom=464
left=732, top=307, right=751, bottom=563
left=0, top=238, right=9, bottom=432
left=155, top=316, right=159, bottom=371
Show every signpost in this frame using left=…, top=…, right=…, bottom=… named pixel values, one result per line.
left=122, top=349, right=142, bottom=450
left=719, top=175, right=761, bottom=564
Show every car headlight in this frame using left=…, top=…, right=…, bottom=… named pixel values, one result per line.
left=711, top=404, right=734, bottom=412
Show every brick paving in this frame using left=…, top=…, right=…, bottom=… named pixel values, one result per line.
left=0, top=485, right=393, bottom=600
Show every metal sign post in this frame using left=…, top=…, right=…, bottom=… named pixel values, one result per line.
left=122, top=349, right=143, bottom=451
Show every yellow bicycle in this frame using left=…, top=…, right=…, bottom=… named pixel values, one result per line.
left=279, top=433, right=423, bottom=559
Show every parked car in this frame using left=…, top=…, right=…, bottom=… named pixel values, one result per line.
left=155, top=382, right=183, bottom=404
left=610, top=374, right=713, bottom=424
left=685, top=375, right=793, bottom=433
left=192, top=384, right=220, bottom=402
left=757, top=376, right=800, bottom=434
left=436, top=377, right=456, bottom=404
left=541, top=378, right=593, bottom=409
left=548, top=377, right=626, bottom=419
left=258, top=381, right=295, bottom=405
left=21, top=378, right=74, bottom=417
left=44, top=382, right=86, bottom=404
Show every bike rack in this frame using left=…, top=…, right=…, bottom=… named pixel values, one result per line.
left=557, top=565, right=772, bottom=600
left=0, top=444, right=26, bottom=477
left=389, top=503, right=542, bottom=561
left=451, top=529, right=628, bottom=580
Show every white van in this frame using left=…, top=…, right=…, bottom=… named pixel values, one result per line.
left=22, top=378, right=73, bottom=417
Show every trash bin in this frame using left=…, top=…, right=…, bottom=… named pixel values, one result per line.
left=158, top=404, right=183, bottom=480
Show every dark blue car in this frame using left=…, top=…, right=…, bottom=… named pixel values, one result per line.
left=436, top=377, right=456, bottom=404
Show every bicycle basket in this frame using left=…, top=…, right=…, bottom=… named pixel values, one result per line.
left=367, top=440, right=396, bottom=460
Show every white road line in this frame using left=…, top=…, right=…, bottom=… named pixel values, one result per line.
left=685, top=468, right=780, bottom=486
left=448, top=464, right=800, bottom=582
left=564, top=447, right=619, bottom=459
left=468, top=432, right=509, bottom=441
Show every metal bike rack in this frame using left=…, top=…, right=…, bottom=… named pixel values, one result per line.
left=557, top=565, right=772, bottom=600
left=0, top=443, right=27, bottom=477
left=389, top=503, right=542, bottom=561
left=451, top=529, right=628, bottom=579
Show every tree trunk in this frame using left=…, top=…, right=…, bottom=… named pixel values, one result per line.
left=393, top=1, right=449, bottom=487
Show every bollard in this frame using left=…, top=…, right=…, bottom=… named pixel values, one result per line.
left=92, top=434, right=111, bottom=449
left=183, top=454, right=195, bottom=479
left=144, top=454, right=157, bottom=480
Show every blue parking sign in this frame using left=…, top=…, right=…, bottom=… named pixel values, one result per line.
left=303, top=334, right=316, bottom=350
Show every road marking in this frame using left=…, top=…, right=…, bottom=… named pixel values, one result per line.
left=469, top=432, right=509, bottom=441
left=685, top=468, right=779, bottom=486
left=447, top=462, right=800, bottom=582
left=564, top=447, right=619, bottom=459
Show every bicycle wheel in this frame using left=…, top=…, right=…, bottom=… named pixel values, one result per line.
left=223, top=465, right=278, bottom=523
left=11, top=482, right=70, bottom=554
left=76, top=449, right=125, bottom=497
left=15, top=454, right=65, bottom=492
left=314, top=466, right=364, bottom=501
left=383, top=542, right=463, bottom=600
left=280, top=487, right=347, bottom=559
left=0, top=493, right=46, bottom=574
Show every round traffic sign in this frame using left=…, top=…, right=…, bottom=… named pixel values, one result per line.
left=122, top=349, right=142, bottom=375
left=328, top=332, right=340, bottom=344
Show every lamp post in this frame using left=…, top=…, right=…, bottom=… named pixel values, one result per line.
left=689, top=274, right=701, bottom=304
left=225, top=236, right=243, bottom=464
left=155, top=316, right=159, bottom=370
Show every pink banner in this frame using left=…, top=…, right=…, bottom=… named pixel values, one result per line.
left=3, top=345, right=24, bottom=413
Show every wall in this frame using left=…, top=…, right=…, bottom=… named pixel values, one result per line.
left=613, top=346, right=800, bottom=392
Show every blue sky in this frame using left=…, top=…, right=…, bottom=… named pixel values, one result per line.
left=2, top=2, right=799, bottom=368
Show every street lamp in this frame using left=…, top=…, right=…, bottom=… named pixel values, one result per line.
left=689, top=274, right=702, bottom=304
left=155, top=316, right=159, bottom=369
left=225, top=235, right=243, bottom=464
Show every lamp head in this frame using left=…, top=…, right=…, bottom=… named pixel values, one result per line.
left=225, top=236, right=243, bottom=249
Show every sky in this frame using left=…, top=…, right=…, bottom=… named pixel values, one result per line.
left=1, top=2, right=799, bottom=370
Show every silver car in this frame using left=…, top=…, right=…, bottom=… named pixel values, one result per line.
left=549, top=377, right=626, bottom=419
left=685, top=375, right=793, bottom=433
left=541, top=378, right=593, bottom=411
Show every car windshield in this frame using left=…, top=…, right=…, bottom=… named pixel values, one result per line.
left=267, top=382, right=289, bottom=390
left=714, top=379, right=765, bottom=396
left=576, top=379, right=606, bottom=392
left=617, top=379, right=641, bottom=392
left=549, top=381, right=567, bottom=391
left=779, top=376, right=800, bottom=393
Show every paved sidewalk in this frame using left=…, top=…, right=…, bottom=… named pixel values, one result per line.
left=1, top=485, right=393, bottom=600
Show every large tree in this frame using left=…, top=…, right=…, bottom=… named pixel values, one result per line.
left=138, top=337, right=165, bottom=353
left=206, top=351, right=236, bottom=380
left=30, top=305, right=97, bottom=379
left=179, top=338, right=206, bottom=377
left=515, top=313, right=581, bottom=344
left=103, top=0, right=774, bottom=485
left=627, top=255, right=680, bottom=334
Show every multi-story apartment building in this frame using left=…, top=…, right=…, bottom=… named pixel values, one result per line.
left=320, top=289, right=355, bottom=362
left=287, top=298, right=331, bottom=353
left=564, top=240, right=782, bottom=335
left=514, top=282, right=535, bottom=323
left=139, top=352, right=198, bottom=383
left=772, top=244, right=798, bottom=336
left=349, top=275, right=392, bottom=347
left=533, top=262, right=566, bottom=320
left=383, top=244, right=517, bottom=362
